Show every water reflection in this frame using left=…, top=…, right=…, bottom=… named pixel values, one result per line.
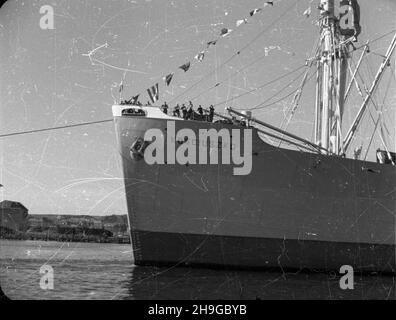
left=126, top=266, right=396, bottom=300
left=1, top=240, right=395, bottom=300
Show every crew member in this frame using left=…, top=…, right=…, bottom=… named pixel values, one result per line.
left=209, top=105, right=215, bottom=122
left=162, top=102, right=169, bottom=114
left=197, top=105, right=203, bottom=116
left=187, top=105, right=194, bottom=120
left=173, top=104, right=181, bottom=117
left=181, top=104, right=188, bottom=119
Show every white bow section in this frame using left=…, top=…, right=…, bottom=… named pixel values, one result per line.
left=112, top=105, right=182, bottom=120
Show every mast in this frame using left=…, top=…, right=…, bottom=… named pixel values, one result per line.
left=315, top=0, right=349, bottom=155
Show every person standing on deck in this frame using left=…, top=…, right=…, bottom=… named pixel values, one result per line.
left=187, top=104, right=194, bottom=120
left=173, top=104, right=181, bottom=117
left=197, top=105, right=203, bottom=116
left=161, top=102, right=169, bottom=114
left=209, top=105, right=215, bottom=122
left=181, top=104, right=188, bottom=119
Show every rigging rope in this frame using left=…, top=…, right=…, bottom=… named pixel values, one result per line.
left=210, top=64, right=308, bottom=108
left=364, top=54, right=394, bottom=136
left=277, top=68, right=312, bottom=147
left=168, top=0, right=300, bottom=105
left=278, top=34, right=322, bottom=135
left=244, top=66, right=317, bottom=111
left=0, top=66, right=313, bottom=140
left=187, top=48, right=292, bottom=103
left=349, top=54, right=394, bottom=159
left=0, top=120, right=113, bottom=139
left=4, top=12, right=395, bottom=143
left=351, top=29, right=396, bottom=53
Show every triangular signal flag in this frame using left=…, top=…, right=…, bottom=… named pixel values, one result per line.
left=207, top=40, right=218, bottom=48
left=194, top=51, right=205, bottom=62
left=250, top=8, right=262, bottom=16
left=147, top=83, right=159, bottom=104
left=220, top=28, right=232, bottom=37
left=303, top=7, right=311, bottom=18
left=179, top=62, right=191, bottom=72
left=236, top=19, right=248, bottom=27
left=164, top=73, right=174, bottom=86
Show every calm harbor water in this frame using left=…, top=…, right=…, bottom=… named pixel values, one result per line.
left=0, top=240, right=395, bottom=300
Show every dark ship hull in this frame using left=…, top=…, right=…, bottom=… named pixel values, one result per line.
left=113, top=106, right=396, bottom=273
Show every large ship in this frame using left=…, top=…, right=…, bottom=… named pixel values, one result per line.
left=113, top=0, right=396, bottom=273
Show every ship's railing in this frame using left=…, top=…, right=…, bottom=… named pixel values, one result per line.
left=115, top=103, right=326, bottom=154
left=113, top=104, right=179, bottom=120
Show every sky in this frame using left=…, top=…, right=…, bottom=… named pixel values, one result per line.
left=0, top=0, right=395, bottom=215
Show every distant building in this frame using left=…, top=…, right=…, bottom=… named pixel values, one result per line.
left=0, top=201, right=29, bottom=232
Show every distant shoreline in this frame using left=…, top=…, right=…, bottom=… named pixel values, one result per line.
left=0, top=237, right=131, bottom=245
left=0, top=214, right=131, bottom=244
left=0, top=229, right=130, bottom=244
